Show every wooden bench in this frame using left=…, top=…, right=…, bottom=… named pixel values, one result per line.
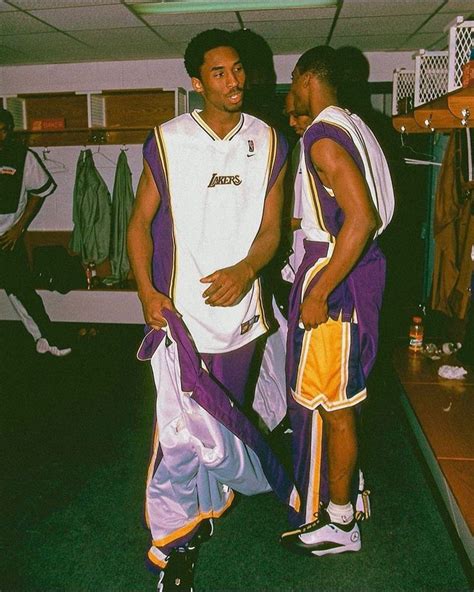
left=393, top=345, right=474, bottom=565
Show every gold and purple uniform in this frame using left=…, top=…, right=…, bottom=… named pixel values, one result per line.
left=136, top=111, right=299, bottom=567
left=287, top=106, right=394, bottom=525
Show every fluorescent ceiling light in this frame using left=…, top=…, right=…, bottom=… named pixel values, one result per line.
left=134, top=1, right=337, bottom=15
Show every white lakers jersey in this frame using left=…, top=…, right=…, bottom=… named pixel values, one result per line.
left=148, top=110, right=286, bottom=353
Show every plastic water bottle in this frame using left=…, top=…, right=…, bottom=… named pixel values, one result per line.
left=409, top=315, right=424, bottom=352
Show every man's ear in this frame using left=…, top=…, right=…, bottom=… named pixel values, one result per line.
left=302, top=72, right=311, bottom=88
left=191, top=76, right=203, bottom=93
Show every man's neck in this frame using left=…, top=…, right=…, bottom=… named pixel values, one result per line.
left=199, top=108, right=241, bottom=139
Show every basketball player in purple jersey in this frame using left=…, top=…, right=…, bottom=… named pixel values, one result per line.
left=280, top=46, right=394, bottom=556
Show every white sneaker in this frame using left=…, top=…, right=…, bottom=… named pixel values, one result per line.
left=48, top=345, right=72, bottom=357
left=280, top=508, right=361, bottom=556
left=36, top=338, right=72, bottom=357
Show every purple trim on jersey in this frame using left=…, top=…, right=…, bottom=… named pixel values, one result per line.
left=303, top=121, right=364, bottom=238
left=161, top=308, right=299, bottom=519
left=137, top=130, right=175, bottom=360
left=266, top=130, right=288, bottom=195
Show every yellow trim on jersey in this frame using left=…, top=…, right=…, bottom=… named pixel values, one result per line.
left=254, top=277, right=269, bottom=334
left=301, top=255, right=331, bottom=303
left=315, top=118, right=381, bottom=214
left=191, top=110, right=244, bottom=142
left=151, top=490, right=235, bottom=547
left=307, top=165, right=333, bottom=243
left=154, top=126, right=169, bottom=187
left=265, top=127, right=277, bottom=192
left=154, top=126, right=178, bottom=300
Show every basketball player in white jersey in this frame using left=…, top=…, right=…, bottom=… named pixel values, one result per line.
left=127, top=29, right=295, bottom=591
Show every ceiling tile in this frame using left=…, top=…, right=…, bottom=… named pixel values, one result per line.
left=0, top=43, right=29, bottom=63
left=417, top=12, right=469, bottom=33
left=267, top=37, right=327, bottom=54
left=442, top=0, right=474, bottom=11
left=341, top=0, right=445, bottom=18
left=331, top=34, right=408, bottom=51
left=0, top=1, right=15, bottom=11
left=241, top=7, right=337, bottom=21
left=247, top=19, right=333, bottom=40
left=29, top=5, right=142, bottom=31
left=10, top=0, right=119, bottom=7
left=153, top=23, right=238, bottom=43
left=402, top=31, right=451, bottom=50
left=0, top=11, right=56, bottom=34
left=0, top=32, right=96, bottom=63
left=72, top=26, right=175, bottom=56
left=334, top=14, right=429, bottom=36
left=141, top=11, right=238, bottom=26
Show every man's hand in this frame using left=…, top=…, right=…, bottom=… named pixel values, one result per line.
left=200, top=260, right=255, bottom=307
left=300, top=288, right=329, bottom=330
left=140, top=289, right=176, bottom=330
left=0, top=222, right=24, bottom=251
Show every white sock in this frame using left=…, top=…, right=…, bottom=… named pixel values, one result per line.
left=327, top=501, right=354, bottom=525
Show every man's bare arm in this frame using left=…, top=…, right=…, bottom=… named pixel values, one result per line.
left=201, top=163, right=287, bottom=307
left=300, top=138, right=378, bottom=329
left=127, top=160, right=175, bottom=328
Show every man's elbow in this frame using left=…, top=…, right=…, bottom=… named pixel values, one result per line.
left=364, top=210, right=379, bottom=238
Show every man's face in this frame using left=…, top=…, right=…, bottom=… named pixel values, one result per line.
left=192, top=46, right=245, bottom=114
left=285, top=93, right=312, bottom=136
left=290, top=66, right=310, bottom=117
left=0, top=123, right=9, bottom=148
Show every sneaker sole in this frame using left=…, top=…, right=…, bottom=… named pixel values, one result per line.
left=281, top=537, right=361, bottom=557
left=311, top=542, right=361, bottom=556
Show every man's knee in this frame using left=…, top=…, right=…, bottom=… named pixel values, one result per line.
left=320, top=407, right=355, bottom=431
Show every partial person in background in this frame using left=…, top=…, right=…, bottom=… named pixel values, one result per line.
left=282, top=90, right=312, bottom=282
left=280, top=46, right=394, bottom=557
left=0, top=108, right=71, bottom=357
left=230, top=28, right=291, bottom=137
left=251, top=91, right=312, bottom=434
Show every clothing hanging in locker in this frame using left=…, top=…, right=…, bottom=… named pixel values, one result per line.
left=69, top=149, right=111, bottom=266
left=103, top=148, right=135, bottom=286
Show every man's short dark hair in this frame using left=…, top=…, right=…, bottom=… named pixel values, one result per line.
left=296, top=45, right=340, bottom=90
left=0, top=108, right=14, bottom=131
left=184, top=28, right=238, bottom=79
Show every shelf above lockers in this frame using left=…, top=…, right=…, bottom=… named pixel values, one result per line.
left=5, top=87, right=187, bottom=146
left=392, top=87, right=474, bottom=134
left=392, top=113, right=429, bottom=134
left=413, top=94, right=468, bottom=132
left=392, top=17, right=473, bottom=133
left=448, top=87, right=474, bottom=123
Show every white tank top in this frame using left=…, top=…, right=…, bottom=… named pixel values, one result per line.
left=154, top=110, right=284, bottom=353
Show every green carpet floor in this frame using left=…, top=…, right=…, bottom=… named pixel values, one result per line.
left=1, top=321, right=471, bottom=591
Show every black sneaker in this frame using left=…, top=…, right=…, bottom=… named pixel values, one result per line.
left=190, top=518, right=214, bottom=547
left=157, top=546, right=196, bottom=592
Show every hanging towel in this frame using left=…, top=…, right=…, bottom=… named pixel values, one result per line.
left=103, top=150, right=135, bottom=285
left=69, top=149, right=111, bottom=265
